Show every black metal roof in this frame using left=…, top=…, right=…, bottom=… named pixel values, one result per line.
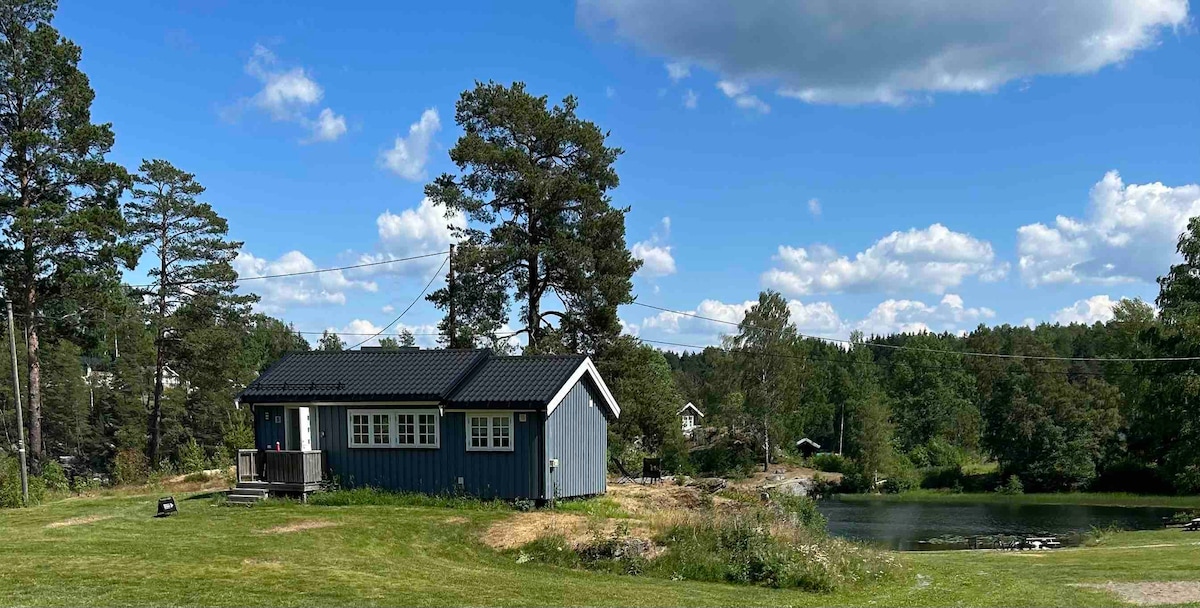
left=446, top=354, right=587, bottom=408
left=238, top=349, right=489, bottom=403
left=237, top=349, right=590, bottom=409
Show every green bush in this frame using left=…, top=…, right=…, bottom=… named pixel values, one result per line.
left=182, top=471, right=212, bottom=484
left=177, top=438, right=207, bottom=474
left=113, top=449, right=149, bottom=485
left=809, top=453, right=851, bottom=474
left=41, top=460, right=70, bottom=493
left=997, top=474, right=1024, bottom=495
left=772, top=493, right=827, bottom=529
left=0, top=454, right=46, bottom=507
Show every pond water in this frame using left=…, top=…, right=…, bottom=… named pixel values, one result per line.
left=817, top=497, right=1182, bottom=550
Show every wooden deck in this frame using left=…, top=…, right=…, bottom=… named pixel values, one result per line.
left=236, top=449, right=324, bottom=494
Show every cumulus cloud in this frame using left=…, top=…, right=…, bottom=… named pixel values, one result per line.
left=327, top=320, right=442, bottom=349
left=763, top=223, right=1000, bottom=296
left=1051, top=295, right=1121, bottom=325
left=716, top=80, right=769, bottom=113
left=807, top=198, right=821, bottom=217
left=578, top=0, right=1189, bottom=105
left=634, top=292, right=992, bottom=348
left=380, top=108, right=441, bottom=181
left=631, top=217, right=677, bottom=278
left=304, top=107, right=347, bottom=143
left=241, top=44, right=346, bottom=142
left=353, top=197, right=466, bottom=277
left=1017, top=171, right=1200, bottom=286
left=234, top=250, right=377, bottom=314
left=854, top=294, right=995, bottom=337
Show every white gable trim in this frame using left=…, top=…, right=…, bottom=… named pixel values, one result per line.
left=677, top=402, right=704, bottom=417
left=545, top=357, right=621, bottom=418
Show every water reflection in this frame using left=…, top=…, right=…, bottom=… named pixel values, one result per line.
left=817, top=497, right=1182, bottom=550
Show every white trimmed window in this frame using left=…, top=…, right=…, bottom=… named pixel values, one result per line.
left=347, top=409, right=439, bottom=448
left=466, top=412, right=514, bottom=452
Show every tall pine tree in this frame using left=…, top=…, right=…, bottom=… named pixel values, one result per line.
left=125, top=159, right=249, bottom=465
left=425, top=82, right=640, bottom=353
left=0, top=0, right=130, bottom=459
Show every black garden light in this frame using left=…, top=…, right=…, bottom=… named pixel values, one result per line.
left=156, top=496, right=178, bottom=517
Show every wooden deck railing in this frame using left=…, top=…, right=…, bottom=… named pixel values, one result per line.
left=237, top=449, right=323, bottom=485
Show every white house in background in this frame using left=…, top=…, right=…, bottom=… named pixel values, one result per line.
left=679, top=402, right=704, bottom=435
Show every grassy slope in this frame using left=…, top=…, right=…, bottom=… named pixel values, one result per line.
left=836, top=490, right=1200, bottom=508
left=1, top=491, right=1198, bottom=607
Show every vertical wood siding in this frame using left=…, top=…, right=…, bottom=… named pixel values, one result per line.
left=317, top=406, right=542, bottom=500
left=545, top=379, right=608, bottom=499
left=254, top=406, right=285, bottom=449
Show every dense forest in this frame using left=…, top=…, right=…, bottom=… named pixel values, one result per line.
left=2, top=0, right=1199, bottom=505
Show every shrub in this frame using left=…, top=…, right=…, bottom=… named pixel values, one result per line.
left=0, top=453, right=46, bottom=507
left=809, top=453, right=851, bottom=474
left=177, top=438, right=207, bottom=474
left=997, top=474, right=1024, bottom=495
left=112, top=449, right=149, bottom=485
left=808, top=474, right=841, bottom=499
left=41, top=460, right=70, bottom=493
left=182, top=471, right=212, bottom=484
left=772, top=493, right=827, bottom=529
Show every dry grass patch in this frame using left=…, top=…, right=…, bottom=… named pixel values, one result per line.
left=1073, top=581, right=1200, bottom=606
left=482, top=511, right=651, bottom=550
left=241, top=558, right=284, bottom=570
left=45, top=515, right=113, bottom=529
left=256, top=519, right=338, bottom=534
left=443, top=516, right=469, bottom=525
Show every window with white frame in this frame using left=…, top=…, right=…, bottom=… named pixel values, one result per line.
left=682, top=414, right=695, bottom=429
left=466, top=412, right=514, bottom=451
left=347, top=409, right=439, bottom=448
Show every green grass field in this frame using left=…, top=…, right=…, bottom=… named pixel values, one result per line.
left=1, top=490, right=1199, bottom=607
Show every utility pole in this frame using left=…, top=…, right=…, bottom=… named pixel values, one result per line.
left=447, top=244, right=457, bottom=348
left=6, top=300, right=29, bottom=505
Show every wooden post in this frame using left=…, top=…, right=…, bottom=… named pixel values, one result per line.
left=6, top=301, right=29, bottom=505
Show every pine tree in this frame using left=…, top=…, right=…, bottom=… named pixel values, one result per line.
left=125, top=159, right=250, bottom=466
left=0, top=0, right=131, bottom=459
left=425, top=82, right=640, bottom=353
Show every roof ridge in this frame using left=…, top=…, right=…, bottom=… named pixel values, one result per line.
left=440, top=348, right=492, bottom=399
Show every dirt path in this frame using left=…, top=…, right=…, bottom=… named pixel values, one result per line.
left=1073, top=581, right=1200, bottom=606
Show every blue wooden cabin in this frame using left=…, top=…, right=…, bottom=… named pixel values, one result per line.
left=234, top=348, right=620, bottom=501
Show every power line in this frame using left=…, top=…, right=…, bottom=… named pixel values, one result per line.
left=629, top=301, right=1200, bottom=364
left=128, top=250, right=449, bottom=288
left=347, top=256, right=449, bottom=350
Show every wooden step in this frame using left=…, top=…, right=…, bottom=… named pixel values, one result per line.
left=232, top=486, right=268, bottom=497
left=226, top=493, right=265, bottom=505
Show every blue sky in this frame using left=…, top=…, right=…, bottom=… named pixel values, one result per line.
left=60, top=1, right=1200, bottom=349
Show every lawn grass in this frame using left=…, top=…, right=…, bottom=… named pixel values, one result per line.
left=1, top=489, right=1199, bottom=606
left=837, top=490, right=1200, bottom=508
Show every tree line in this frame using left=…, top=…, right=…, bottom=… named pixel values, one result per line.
left=608, top=229, right=1200, bottom=495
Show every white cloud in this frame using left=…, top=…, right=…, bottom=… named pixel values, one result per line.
left=578, top=0, right=1189, bottom=105
left=380, top=108, right=441, bottom=181
left=683, top=89, right=698, bottom=109
left=631, top=216, right=677, bottom=277
left=1051, top=295, right=1120, bottom=325
left=763, top=223, right=1000, bottom=296
left=1017, top=171, right=1200, bottom=286
left=355, top=197, right=466, bottom=277
left=665, top=61, right=691, bottom=82
left=304, top=108, right=347, bottom=143
left=716, top=80, right=769, bottom=113
left=234, top=250, right=377, bottom=314
left=242, top=44, right=344, bottom=142
left=327, top=320, right=443, bottom=349
left=635, top=292, right=992, bottom=349
left=807, top=198, right=821, bottom=217
left=854, top=294, right=994, bottom=337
